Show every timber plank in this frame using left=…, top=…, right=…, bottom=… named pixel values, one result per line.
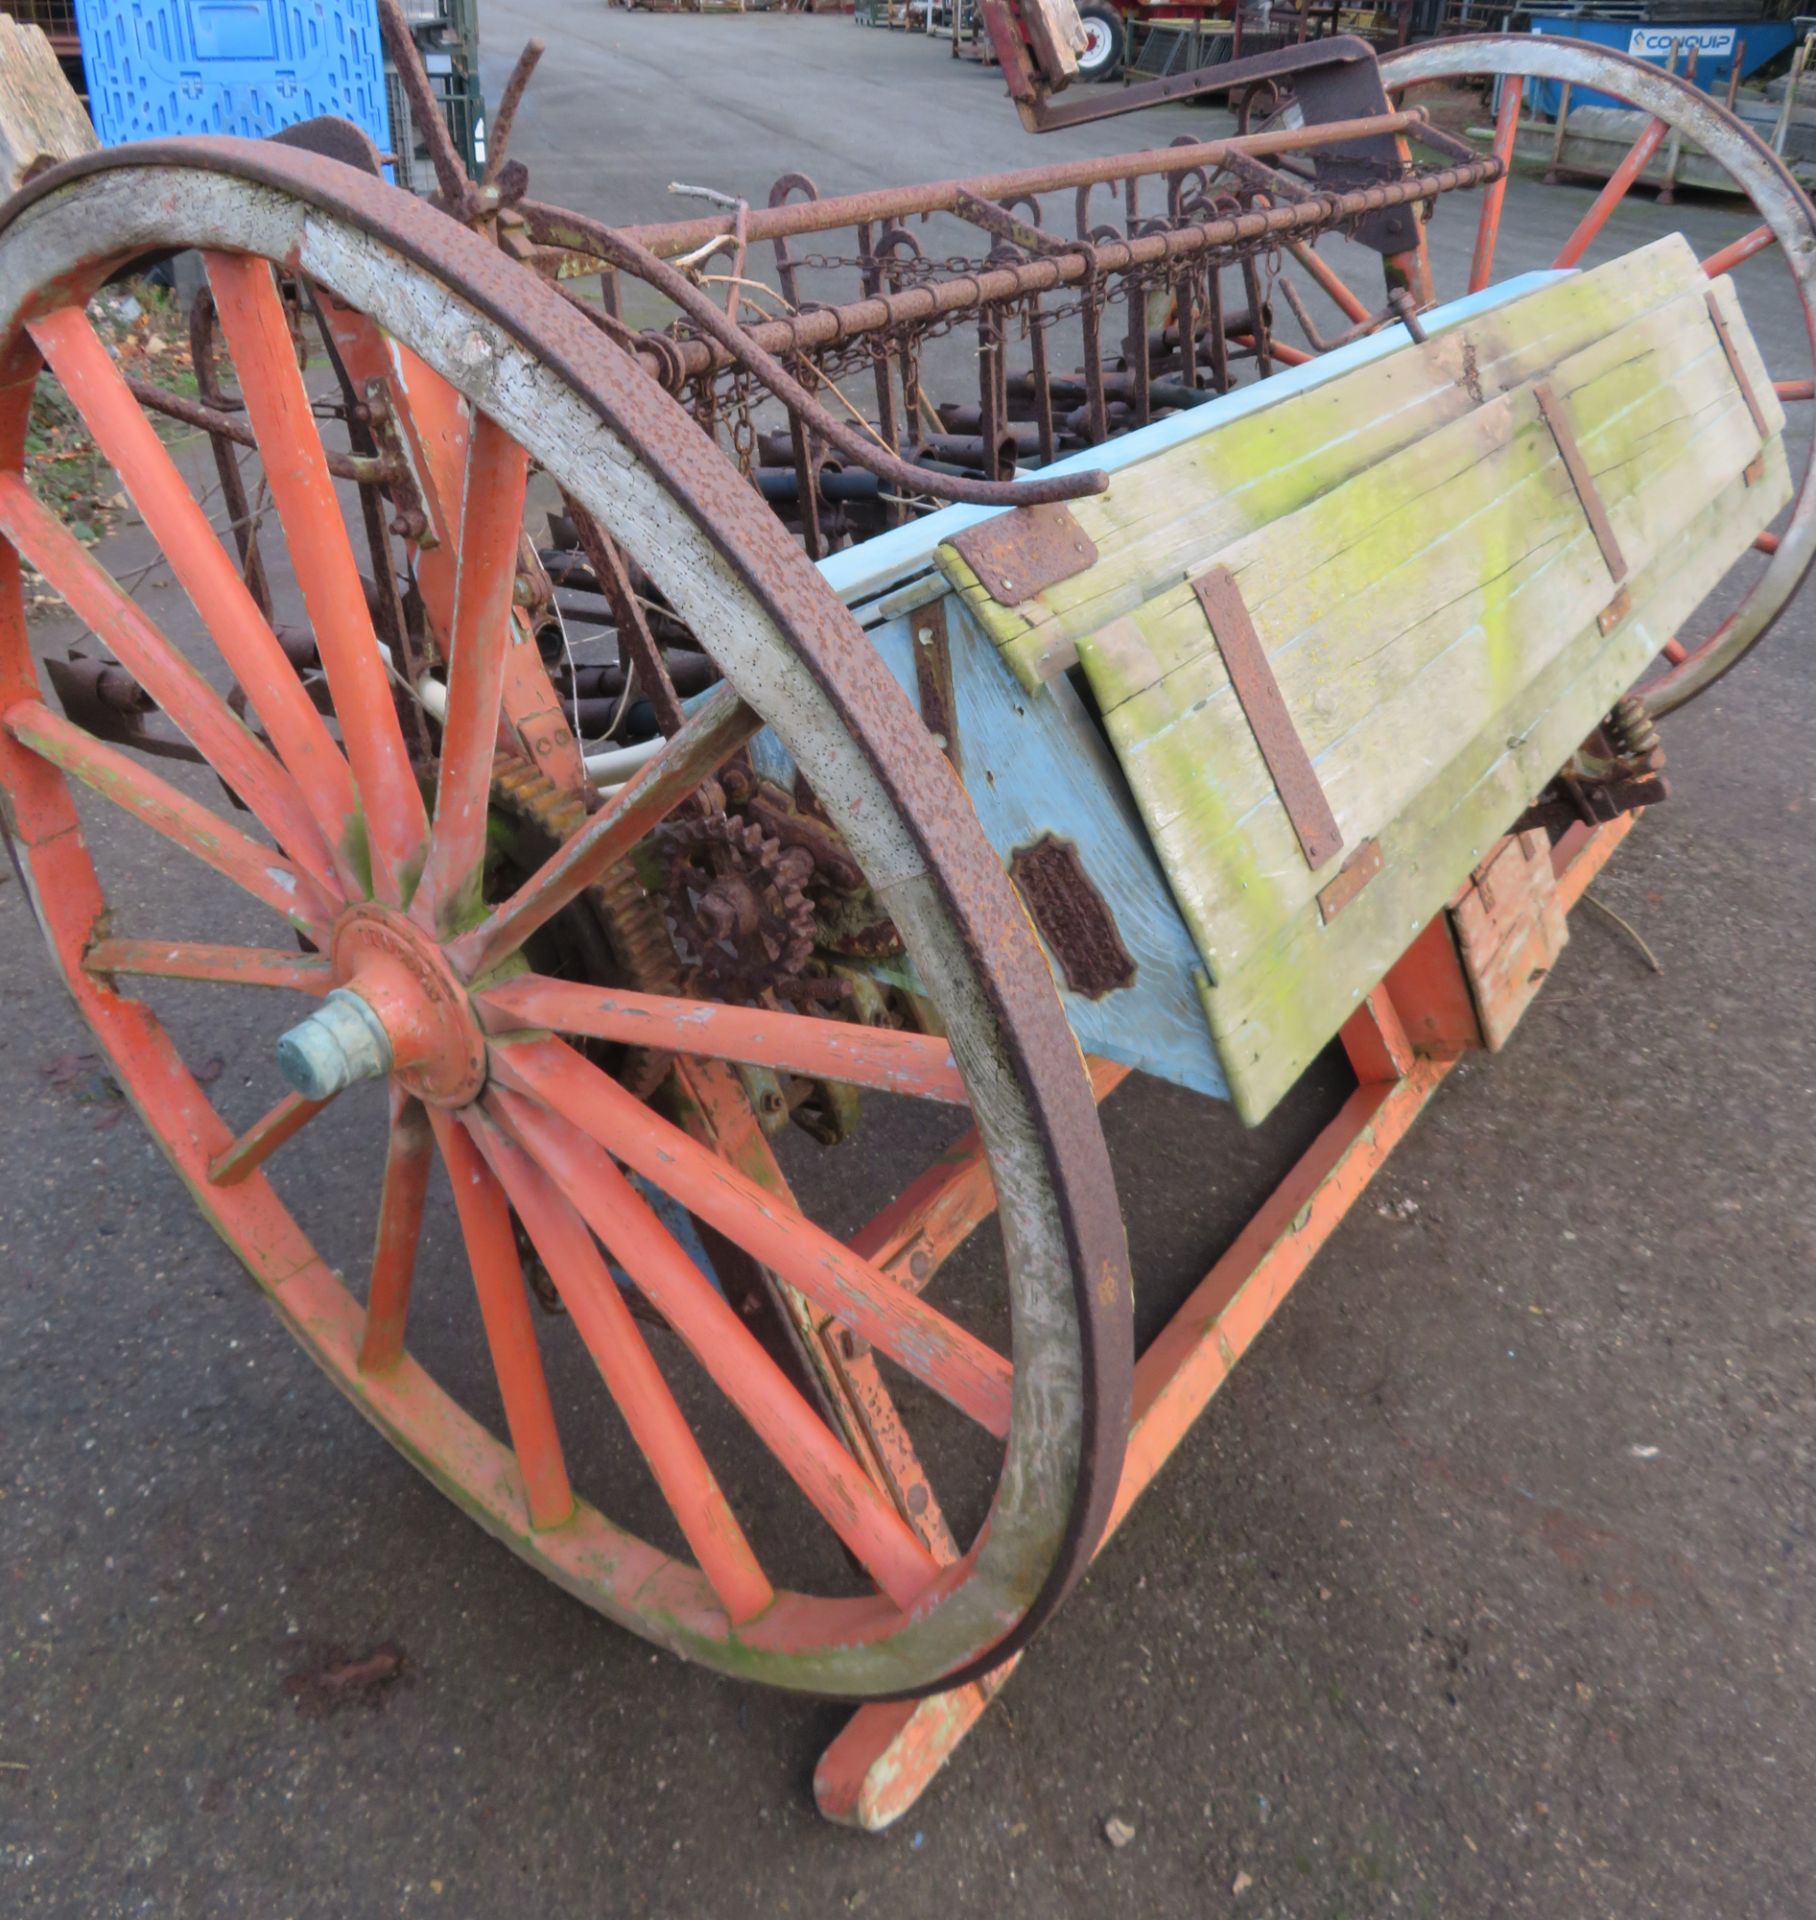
left=936, top=236, right=1712, bottom=686
left=1203, top=440, right=1789, bottom=1117
left=1119, top=376, right=1766, bottom=992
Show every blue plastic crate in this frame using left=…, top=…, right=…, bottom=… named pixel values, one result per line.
left=74, top=0, right=391, bottom=154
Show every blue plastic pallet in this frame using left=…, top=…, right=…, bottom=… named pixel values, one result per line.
left=74, top=0, right=391, bottom=154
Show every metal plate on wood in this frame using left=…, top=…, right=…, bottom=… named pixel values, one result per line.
left=1008, top=833, right=1136, bottom=998
left=948, top=502, right=1098, bottom=605
left=1190, top=564, right=1345, bottom=871
left=909, top=597, right=959, bottom=770
left=1704, top=289, right=1770, bottom=440
left=1533, top=380, right=1628, bottom=584
left=1317, top=838, right=1384, bottom=924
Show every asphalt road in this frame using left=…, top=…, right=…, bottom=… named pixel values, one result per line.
left=1, top=11, right=1813, bottom=1916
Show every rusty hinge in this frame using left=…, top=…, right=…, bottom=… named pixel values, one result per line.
left=1191, top=564, right=1344, bottom=871
left=1532, top=380, right=1629, bottom=635
left=948, top=502, right=1098, bottom=605
left=1703, top=289, right=1770, bottom=485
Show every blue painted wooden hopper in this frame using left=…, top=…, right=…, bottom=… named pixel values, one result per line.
left=786, top=235, right=1784, bottom=1122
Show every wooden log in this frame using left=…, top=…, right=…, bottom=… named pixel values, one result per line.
left=0, top=18, right=95, bottom=198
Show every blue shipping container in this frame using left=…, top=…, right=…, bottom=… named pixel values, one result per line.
left=1526, top=16, right=1801, bottom=117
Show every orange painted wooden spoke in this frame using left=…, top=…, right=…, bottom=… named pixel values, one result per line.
left=208, top=1089, right=335, bottom=1187
left=0, top=480, right=343, bottom=903
left=465, top=1109, right=775, bottom=1625
left=26, top=307, right=362, bottom=879
left=1469, top=76, right=1523, bottom=295
left=850, top=1056, right=1133, bottom=1289
left=478, top=973, right=969, bottom=1105
left=360, top=1089, right=434, bottom=1374
left=446, top=683, right=764, bottom=980
left=1774, top=379, right=1814, bottom=402
left=414, top=414, right=531, bottom=930
left=204, top=251, right=428, bottom=899
left=1553, top=117, right=1669, bottom=270
left=1703, top=225, right=1777, bottom=279
left=429, top=1106, right=574, bottom=1530
left=82, top=938, right=333, bottom=994
left=492, top=1037, right=1014, bottom=1437
left=6, top=701, right=333, bottom=935
left=488, top=1087, right=941, bottom=1610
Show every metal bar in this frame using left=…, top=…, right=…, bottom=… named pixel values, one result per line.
left=613, top=116, right=1439, bottom=258
left=525, top=159, right=1500, bottom=384
left=1704, top=288, right=1771, bottom=439
left=1533, top=380, right=1628, bottom=583
left=1191, top=566, right=1343, bottom=869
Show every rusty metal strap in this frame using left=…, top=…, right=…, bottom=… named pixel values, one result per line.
left=1191, top=565, right=1344, bottom=871
left=1703, top=289, right=1771, bottom=441
left=1533, top=380, right=1627, bottom=586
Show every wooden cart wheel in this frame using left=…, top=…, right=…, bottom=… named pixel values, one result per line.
left=0, top=141, right=1133, bottom=1698
left=1282, top=34, right=1816, bottom=717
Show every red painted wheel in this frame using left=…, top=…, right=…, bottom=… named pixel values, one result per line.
left=1271, top=35, right=1816, bottom=717
left=0, top=143, right=1132, bottom=1697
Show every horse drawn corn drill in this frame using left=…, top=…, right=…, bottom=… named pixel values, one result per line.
left=0, top=0, right=1807, bottom=1827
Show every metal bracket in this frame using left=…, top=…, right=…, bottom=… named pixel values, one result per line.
left=1704, top=288, right=1770, bottom=485
left=1532, top=380, right=1629, bottom=633
left=1191, top=564, right=1344, bottom=871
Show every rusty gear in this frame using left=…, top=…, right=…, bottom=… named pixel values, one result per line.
left=658, top=809, right=822, bottom=1006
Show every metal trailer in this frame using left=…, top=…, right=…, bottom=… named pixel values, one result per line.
left=0, top=0, right=1809, bottom=1827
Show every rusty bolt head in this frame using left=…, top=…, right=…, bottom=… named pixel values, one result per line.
left=909, top=1248, right=933, bottom=1283
left=389, top=509, right=428, bottom=542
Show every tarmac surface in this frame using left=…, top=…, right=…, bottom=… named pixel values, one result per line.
left=1, top=10, right=1812, bottom=1915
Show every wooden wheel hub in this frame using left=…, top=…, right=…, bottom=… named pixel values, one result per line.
left=335, top=904, right=486, bottom=1106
